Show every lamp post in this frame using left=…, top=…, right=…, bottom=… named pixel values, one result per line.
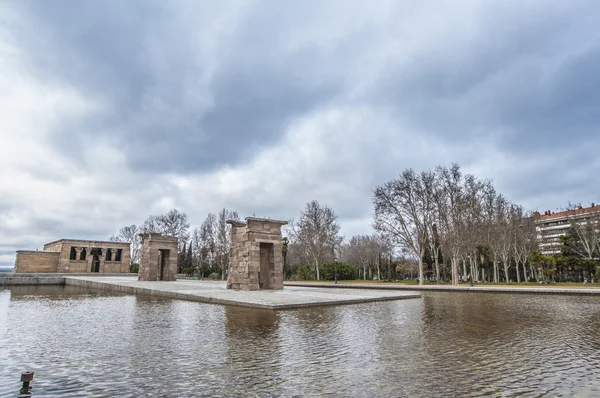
left=282, top=237, right=288, bottom=279
left=333, top=254, right=338, bottom=284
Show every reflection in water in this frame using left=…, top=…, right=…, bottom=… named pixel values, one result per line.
left=0, top=286, right=599, bottom=397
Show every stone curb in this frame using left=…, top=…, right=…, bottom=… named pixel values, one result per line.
left=284, top=282, right=600, bottom=295
left=0, top=273, right=134, bottom=286
left=64, top=277, right=421, bottom=310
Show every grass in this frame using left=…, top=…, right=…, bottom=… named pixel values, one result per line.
left=285, top=279, right=600, bottom=288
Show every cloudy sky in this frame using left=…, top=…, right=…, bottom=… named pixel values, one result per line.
left=1, top=0, right=599, bottom=267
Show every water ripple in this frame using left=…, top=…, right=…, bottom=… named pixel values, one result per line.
left=0, top=286, right=599, bottom=397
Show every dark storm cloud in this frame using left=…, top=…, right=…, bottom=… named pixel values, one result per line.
left=12, top=0, right=346, bottom=173
left=375, top=1, right=600, bottom=152
left=3, top=0, right=600, bottom=269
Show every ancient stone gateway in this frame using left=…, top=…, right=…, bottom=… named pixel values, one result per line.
left=227, top=217, right=287, bottom=290
left=138, top=233, right=178, bottom=281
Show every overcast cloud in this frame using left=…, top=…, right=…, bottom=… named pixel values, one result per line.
left=1, top=0, right=599, bottom=267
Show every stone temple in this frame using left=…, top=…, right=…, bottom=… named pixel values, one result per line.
left=15, top=239, right=131, bottom=273
left=137, top=233, right=179, bottom=281
left=226, top=217, right=287, bottom=290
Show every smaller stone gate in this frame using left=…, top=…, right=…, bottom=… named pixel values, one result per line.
left=226, top=217, right=287, bottom=290
left=138, top=233, right=178, bottom=281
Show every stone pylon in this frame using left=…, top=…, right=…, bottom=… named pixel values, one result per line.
left=138, top=233, right=178, bottom=281
left=226, top=218, right=287, bottom=290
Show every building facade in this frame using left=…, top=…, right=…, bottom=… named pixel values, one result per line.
left=15, top=239, right=131, bottom=273
left=534, top=204, right=600, bottom=255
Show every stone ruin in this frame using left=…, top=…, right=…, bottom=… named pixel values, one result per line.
left=138, top=233, right=178, bottom=281
left=226, top=217, right=287, bottom=290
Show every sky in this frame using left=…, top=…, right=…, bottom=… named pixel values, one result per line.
left=1, top=0, right=599, bottom=267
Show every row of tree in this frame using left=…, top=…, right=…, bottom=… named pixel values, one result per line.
left=109, top=208, right=238, bottom=278
left=109, top=164, right=599, bottom=284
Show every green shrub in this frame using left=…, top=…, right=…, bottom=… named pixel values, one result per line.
left=208, top=272, right=220, bottom=280
left=320, top=261, right=356, bottom=280
left=130, top=263, right=139, bottom=273
left=295, top=264, right=315, bottom=280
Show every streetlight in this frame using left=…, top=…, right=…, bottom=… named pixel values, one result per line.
left=333, top=254, right=338, bottom=284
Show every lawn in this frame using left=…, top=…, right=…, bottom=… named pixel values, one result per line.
left=285, top=279, right=600, bottom=288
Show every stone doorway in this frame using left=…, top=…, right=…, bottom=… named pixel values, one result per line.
left=138, top=233, right=178, bottom=281
left=259, top=243, right=274, bottom=289
left=158, top=249, right=170, bottom=281
left=91, top=249, right=101, bottom=272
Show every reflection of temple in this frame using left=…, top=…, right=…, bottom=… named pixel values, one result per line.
left=15, top=239, right=131, bottom=273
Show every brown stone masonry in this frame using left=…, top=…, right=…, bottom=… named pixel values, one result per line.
left=227, top=217, right=287, bottom=291
left=15, top=239, right=131, bottom=273
left=137, top=233, right=178, bottom=281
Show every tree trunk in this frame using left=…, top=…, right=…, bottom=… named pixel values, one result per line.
left=503, top=262, right=509, bottom=283
left=434, top=254, right=440, bottom=284
left=315, top=259, right=320, bottom=281
left=452, top=256, right=458, bottom=285
left=493, top=260, right=499, bottom=283
left=418, top=257, right=424, bottom=286
left=462, top=259, right=467, bottom=281
left=516, top=262, right=521, bottom=283
left=221, top=254, right=226, bottom=281
left=522, top=262, right=528, bottom=282
left=529, top=263, right=535, bottom=282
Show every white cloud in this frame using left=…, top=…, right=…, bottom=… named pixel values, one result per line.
left=1, top=0, right=599, bottom=267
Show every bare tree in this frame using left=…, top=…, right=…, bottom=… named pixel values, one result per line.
left=436, top=163, right=465, bottom=285
left=216, top=208, right=239, bottom=280
left=109, top=224, right=140, bottom=264
left=377, top=164, right=532, bottom=285
left=192, top=209, right=239, bottom=280
left=373, top=169, right=434, bottom=286
left=344, top=234, right=390, bottom=280
left=141, top=209, right=190, bottom=249
left=513, top=212, right=536, bottom=283
left=289, top=200, right=342, bottom=281
left=569, top=212, right=600, bottom=260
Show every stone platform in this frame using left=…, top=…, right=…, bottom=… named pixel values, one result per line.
left=64, top=276, right=421, bottom=310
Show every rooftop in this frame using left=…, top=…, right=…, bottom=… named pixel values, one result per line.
left=533, top=204, right=600, bottom=222
left=44, top=239, right=131, bottom=246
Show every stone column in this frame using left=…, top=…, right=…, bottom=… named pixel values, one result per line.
left=87, top=248, right=94, bottom=272
left=98, top=248, right=105, bottom=273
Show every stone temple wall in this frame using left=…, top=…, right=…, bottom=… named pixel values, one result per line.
left=15, top=251, right=60, bottom=273
left=15, top=239, right=130, bottom=273
left=227, top=217, right=287, bottom=291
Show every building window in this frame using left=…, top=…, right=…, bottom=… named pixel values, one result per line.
left=70, top=247, right=77, bottom=260
left=105, top=249, right=112, bottom=262
left=80, top=248, right=87, bottom=261
left=115, top=249, right=122, bottom=262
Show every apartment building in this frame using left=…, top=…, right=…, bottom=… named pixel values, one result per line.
left=533, top=204, right=600, bottom=255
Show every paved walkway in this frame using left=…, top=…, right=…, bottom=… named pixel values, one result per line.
left=284, top=282, right=600, bottom=295
left=64, top=276, right=421, bottom=310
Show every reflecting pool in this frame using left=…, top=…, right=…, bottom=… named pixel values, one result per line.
left=1, top=285, right=598, bottom=397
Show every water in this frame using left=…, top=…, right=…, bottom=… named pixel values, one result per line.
left=1, top=285, right=599, bottom=397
